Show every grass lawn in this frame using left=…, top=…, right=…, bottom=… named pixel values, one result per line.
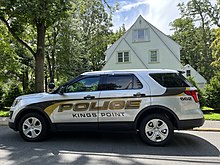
left=201, top=106, right=214, bottom=110
left=0, top=111, right=9, bottom=117
left=204, top=113, right=220, bottom=121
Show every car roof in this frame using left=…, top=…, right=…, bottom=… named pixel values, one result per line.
left=81, top=69, right=179, bottom=76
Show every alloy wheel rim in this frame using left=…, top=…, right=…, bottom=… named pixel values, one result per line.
left=22, top=117, right=42, bottom=138
left=145, top=119, right=169, bottom=142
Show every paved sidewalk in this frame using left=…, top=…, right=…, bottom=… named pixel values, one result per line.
left=193, top=120, right=220, bottom=132
left=0, top=117, right=8, bottom=126
left=0, top=117, right=220, bottom=131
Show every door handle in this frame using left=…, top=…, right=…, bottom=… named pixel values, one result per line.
left=133, top=92, right=145, bottom=97
left=84, top=95, right=95, bottom=100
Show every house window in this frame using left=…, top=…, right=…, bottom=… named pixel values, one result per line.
left=133, top=28, right=150, bottom=42
left=117, top=52, right=130, bottom=63
left=186, top=70, right=191, bottom=77
left=149, top=50, right=159, bottom=63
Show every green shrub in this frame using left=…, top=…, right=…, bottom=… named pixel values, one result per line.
left=187, top=76, right=206, bottom=107
left=0, top=86, right=4, bottom=109
left=0, top=111, right=9, bottom=117
left=204, top=72, right=220, bottom=109
left=3, top=83, right=22, bottom=107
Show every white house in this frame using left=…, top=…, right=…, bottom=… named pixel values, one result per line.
left=183, top=64, right=207, bottom=88
left=102, top=15, right=207, bottom=88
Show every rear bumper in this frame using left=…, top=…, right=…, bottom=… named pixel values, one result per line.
left=177, top=117, right=204, bottom=130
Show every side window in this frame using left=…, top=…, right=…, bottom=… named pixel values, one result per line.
left=186, top=70, right=191, bottom=77
left=150, top=73, right=191, bottom=87
left=105, top=74, right=143, bottom=90
left=66, top=76, right=100, bottom=93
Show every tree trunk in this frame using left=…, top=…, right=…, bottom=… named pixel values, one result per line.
left=22, top=69, right=29, bottom=92
left=35, top=22, right=46, bottom=93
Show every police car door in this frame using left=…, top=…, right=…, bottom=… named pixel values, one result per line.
left=50, top=75, right=101, bottom=130
left=98, top=73, right=150, bottom=130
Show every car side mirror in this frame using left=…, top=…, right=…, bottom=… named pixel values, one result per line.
left=48, top=82, right=55, bottom=90
left=58, top=86, right=65, bottom=95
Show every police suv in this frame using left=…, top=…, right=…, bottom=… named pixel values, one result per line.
left=9, top=69, right=204, bottom=146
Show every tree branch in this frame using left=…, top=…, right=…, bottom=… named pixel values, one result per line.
left=0, top=16, right=36, bottom=56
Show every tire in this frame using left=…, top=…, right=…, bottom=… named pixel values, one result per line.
left=139, top=114, right=174, bottom=146
left=18, top=113, right=49, bottom=142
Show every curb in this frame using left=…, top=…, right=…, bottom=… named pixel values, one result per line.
left=193, top=128, right=220, bottom=132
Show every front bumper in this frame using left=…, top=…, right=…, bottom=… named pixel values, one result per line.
left=177, top=117, right=204, bottom=130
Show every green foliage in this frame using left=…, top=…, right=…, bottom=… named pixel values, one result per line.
left=0, top=86, right=4, bottom=109
left=0, top=0, right=72, bottom=92
left=211, top=28, right=220, bottom=68
left=201, top=106, right=214, bottom=110
left=108, top=24, right=126, bottom=44
left=204, top=72, right=220, bottom=109
left=0, top=111, right=9, bottom=117
left=187, top=76, right=206, bottom=106
left=171, top=0, right=220, bottom=81
left=45, top=0, right=115, bottom=83
left=3, top=83, right=22, bottom=107
left=0, top=0, right=117, bottom=91
left=204, top=113, right=220, bottom=121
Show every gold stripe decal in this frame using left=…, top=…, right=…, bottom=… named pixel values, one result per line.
left=44, top=99, right=142, bottom=116
left=44, top=103, right=64, bottom=116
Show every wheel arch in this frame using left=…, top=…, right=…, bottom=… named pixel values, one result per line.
left=14, top=106, right=54, bottom=131
left=134, top=105, right=180, bottom=130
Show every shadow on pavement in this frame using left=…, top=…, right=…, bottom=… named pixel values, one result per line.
left=0, top=127, right=220, bottom=164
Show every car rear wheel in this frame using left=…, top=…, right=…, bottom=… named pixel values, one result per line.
left=18, top=113, right=49, bottom=142
left=139, top=114, right=174, bottom=146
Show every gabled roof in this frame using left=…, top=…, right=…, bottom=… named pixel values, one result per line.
left=105, top=15, right=182, bottom=64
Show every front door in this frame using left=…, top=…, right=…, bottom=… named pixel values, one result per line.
left=50, top=76, right=101, bottom=130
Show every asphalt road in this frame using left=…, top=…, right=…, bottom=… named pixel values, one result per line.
left=0, top=126, right=220, bottom=165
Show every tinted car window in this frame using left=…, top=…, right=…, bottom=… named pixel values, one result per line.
left=150, top=73, right=190, bottom=87
left=66, top=76, right=100, bottom=92
left=105, top=74, right=143, bottom=90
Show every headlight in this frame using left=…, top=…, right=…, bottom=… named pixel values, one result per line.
left=12, top=99, right=21, bottom=107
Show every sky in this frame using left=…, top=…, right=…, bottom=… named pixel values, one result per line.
left=108, top=0, right=188, bottom=35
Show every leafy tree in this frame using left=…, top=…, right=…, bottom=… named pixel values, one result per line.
left=0, top=23, right=22, bottom=82
left=108, top=24, right=126, bottom=45
left=204, top=71, right=220, bottom=108
left=0, top=85, right=4, bottom=109
left=3, top=83, right=22, bottom=107
left=171, top=0, right=218, bottom=81
left=0, top=0, right=71, bottom=92
left=45, top=0, right=114, bottom=83
left=211, top=28, right=220, bottom=69
left=187, top=76, right=206, bottom=106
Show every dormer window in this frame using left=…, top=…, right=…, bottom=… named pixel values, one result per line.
left=133, top=28, right=150, bottom=42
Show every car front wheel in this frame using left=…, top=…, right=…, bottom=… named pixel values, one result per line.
left=18, top=113, right=49, bottom=142
left=139, top=114, right=174, bottom=146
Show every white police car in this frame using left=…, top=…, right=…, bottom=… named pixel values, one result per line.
left=9, top=69, right=204, bottom=146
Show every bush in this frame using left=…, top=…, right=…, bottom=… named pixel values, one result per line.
left=187, top=76, right=206, bottom=107
left=0, top=86, right=4, bottom=109
left=204, top=72, right=220, bottom=109
left=3, top=83, right=22, bottom=107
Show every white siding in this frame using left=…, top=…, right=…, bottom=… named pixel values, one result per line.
left=183, top=64, right=207, bottom=88
left=103, top=15, right=182, bottom=70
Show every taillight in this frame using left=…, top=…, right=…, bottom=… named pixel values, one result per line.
left=184, top=90, right=199, bottom=103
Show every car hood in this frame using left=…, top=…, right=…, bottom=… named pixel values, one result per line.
left=17, top=93, right=50, bottom=100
